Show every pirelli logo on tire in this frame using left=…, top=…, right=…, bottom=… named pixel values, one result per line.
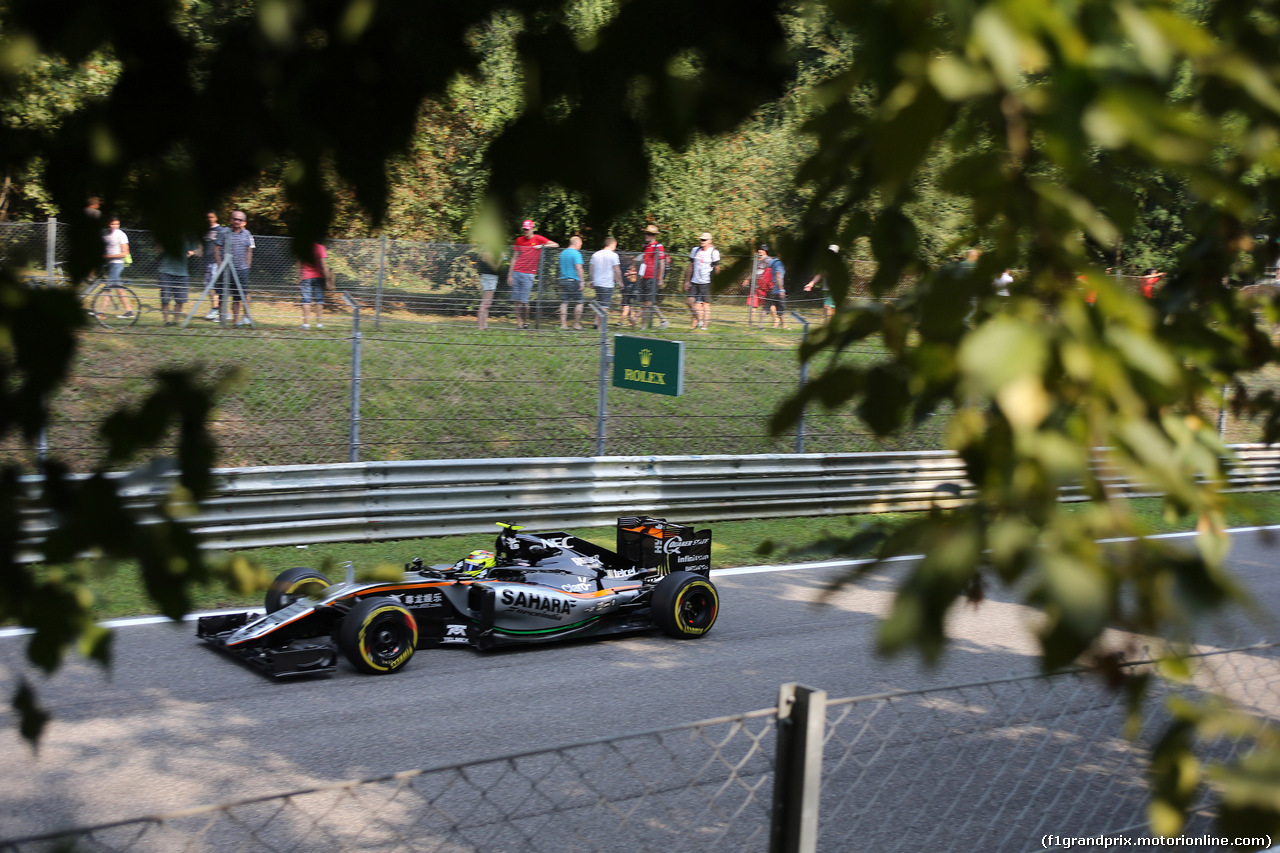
left=674, top=582, right=717, bottom=635
left=340, top=598, right=419, bottom=675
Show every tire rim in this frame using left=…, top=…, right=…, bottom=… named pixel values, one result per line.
left=679, top=587, right=716, bottom=630
left=366, top=619, right=410, bottom=663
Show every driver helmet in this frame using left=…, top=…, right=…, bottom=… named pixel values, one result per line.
left=461, top=549, right=495, bottom=574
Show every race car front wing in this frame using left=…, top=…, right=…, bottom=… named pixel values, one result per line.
left=197, top=612, right=338, bottom=678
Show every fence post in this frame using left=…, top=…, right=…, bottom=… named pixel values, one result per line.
left=748, top=255, right=760, bottom=329
left=46, top=216, right=56, bottom=285
left=596, top=313, right=610, bottom=456
left=533, top=247, right=547, bottom=331
left=342, top=293, right=362, bottom=463
left=790, top=311, right=810, bottom=453
left=1219, top=385, right=1228, bottom=438
left=374, top=235, right=386, bottom=331
left=770, top=682, right=826, bottom=853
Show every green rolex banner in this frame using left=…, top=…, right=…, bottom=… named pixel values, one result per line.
left=612, top=335, right=685, bottom=397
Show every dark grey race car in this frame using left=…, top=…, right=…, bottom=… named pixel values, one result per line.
left=197, top=516, right=718, bottom=678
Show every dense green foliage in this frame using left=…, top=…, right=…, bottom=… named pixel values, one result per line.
left=0, top=1, right=1245, bottom=272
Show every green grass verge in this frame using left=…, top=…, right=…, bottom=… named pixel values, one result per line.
left=17, top=308, right=911, bottom=473
left=48, top=492, right=1280, bottom=622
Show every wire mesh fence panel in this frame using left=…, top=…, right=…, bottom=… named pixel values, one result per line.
left=603, top=336, right=897, bottom=456
left=0, top=220, right=53, bottom=273
left=354, top=328, right=603, bottom=461
left=818, top=645, right=1280, bottom=853
left=0, top=710, right=779, bottom=853
left=40, top=326, right=355, bottom=470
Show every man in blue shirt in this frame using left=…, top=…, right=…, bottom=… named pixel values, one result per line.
left=558, top=235, right=586, bottom=330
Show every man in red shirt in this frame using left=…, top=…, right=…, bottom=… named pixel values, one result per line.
left=298, top=242, right=331, bottom=329
left=1141, top=268, right=1163, bottom=298
left=639, top=223, right=669, bottom=329
left=511, top=219, right=558, bottom=329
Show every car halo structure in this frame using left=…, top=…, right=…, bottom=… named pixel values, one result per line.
left=197, top=516, right=718, bottom=678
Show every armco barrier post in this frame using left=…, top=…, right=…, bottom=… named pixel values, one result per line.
left=342, top=293, right=362, bottom=462
left=770, top=682, right=825, bottom=853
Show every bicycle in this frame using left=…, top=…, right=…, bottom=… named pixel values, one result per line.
left=81, top=275, right=142, bottom=328
left=22, top=263, right=143, bottom=329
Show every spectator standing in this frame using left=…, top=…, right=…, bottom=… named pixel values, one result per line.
left=760, top=244, right=787, bottom=329
left=475, top=250, right=501, bottom=330
left=1141, top=268, right=1162, bottom=299
left=684, top=232, right=719, bottom=330
left=589, top=236, right=623, bottom=330
left=639, top=224, right=669, bottom=329
left=157, top=235, right=198, bottom=326
left=558, top=235, right=586, bottom=330
left=224, top=210, right=255, bottom=327
left=103, top=216, right=130, bottom=284
left=299, top=242, right=331, bottom=329
left=804, top=244, right=840, bottom=322
left=84, top=197, right=101, bottom=220
left=511, top=219, right=558, bottom=329
left=995, top=268, right=1013, bottom=297
left=203, top=211, right=229, bottom=320
left=619, top=250, right=641, bottom=328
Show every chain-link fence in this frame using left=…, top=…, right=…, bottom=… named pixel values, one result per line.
left=3, top=644, right=1277, bottom=853
left=0, top=318, right=910, bottom=472
left=5, top=220, right=1278, bottom=471
left=1, top=220, right=923, bottom=471
left=0, top=707, right=781, bottom=853
left=818, top=644, right=1280, bottom=852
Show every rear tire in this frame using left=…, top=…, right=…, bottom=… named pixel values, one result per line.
left=651, top=572, right=719, bottom=639
left=91, top=282, right=141, bottom=328
left=339, top=597, right=418, bottom=674
left=265, top=567, right=332, bottom=613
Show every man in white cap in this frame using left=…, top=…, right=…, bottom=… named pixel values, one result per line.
left=684, top=231, right=720, bottom=330
left=511, top=219, right=558, bottom=329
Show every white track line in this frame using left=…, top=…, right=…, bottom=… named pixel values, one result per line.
left=2, top=524, right=1278, bottom=640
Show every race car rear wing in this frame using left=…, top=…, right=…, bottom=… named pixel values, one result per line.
left=616, top=516, right=712, bottom=576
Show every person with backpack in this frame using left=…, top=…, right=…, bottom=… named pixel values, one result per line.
left=685, top=231, right=719, bottom=330
left=638, top=224, right=670, bottom=329
left=759, top=244, right=787, bottom=329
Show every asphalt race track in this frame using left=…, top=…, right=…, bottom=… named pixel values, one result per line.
left=1, top=527, right=1278, bottom=845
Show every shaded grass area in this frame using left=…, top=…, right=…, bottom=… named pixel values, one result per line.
left=40, top=492, right=1280, bottom=622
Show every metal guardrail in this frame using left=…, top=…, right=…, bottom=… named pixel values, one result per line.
left=17, top=445, right=1280, bottom=553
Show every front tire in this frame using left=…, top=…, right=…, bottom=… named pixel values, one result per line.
left=265, top=567, right=332, bottom=613
left=651, top=572, right=719, bottom=639
left=91, top=283, right=141, bottom=328
left=339, top=597, right=418, bottom=674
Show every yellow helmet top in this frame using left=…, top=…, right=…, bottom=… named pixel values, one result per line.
left=462, top=549, right=496, bottom=573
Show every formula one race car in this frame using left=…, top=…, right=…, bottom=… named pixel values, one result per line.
left=197, top=516, right=717, bottom=678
